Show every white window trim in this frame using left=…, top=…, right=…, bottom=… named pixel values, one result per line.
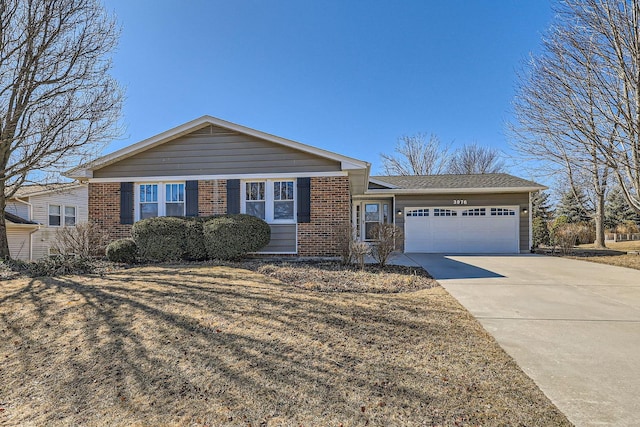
left=241, top=179, right=297, bottom=224
left=134, top=181, right=185, bottom=221
left=48, top=204, right=78, bottom=227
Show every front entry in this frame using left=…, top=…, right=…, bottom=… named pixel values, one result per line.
left=354, top=200, right=391, bottom=241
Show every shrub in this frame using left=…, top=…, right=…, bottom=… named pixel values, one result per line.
left=616, top=220, right=640, bottom=234
left=351, top=241, right=370, bottom=270
left=106, top=238, right=138, bottom=263
left=336, top=223, right=356, bottom=265
left=370, top=223, right=403, bottom=267
left=132, top=217, right=187, bottom=262
left=553, top=222, right=581, bottom=255
left=203, top=214, right=271, bottom=260
left=51, top=221, right=110, bottom=257
left=183, top=217, right=210, bottom=261
left=25, top=255, right=95, bottom=277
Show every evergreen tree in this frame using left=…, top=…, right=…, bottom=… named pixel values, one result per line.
left=605, top=188, right=640, bottom=230
left=532, top=190, right=554, bottom=221
left=555, top=189, right=590, bottom=223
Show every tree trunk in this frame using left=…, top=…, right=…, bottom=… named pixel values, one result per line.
left=0, top=186, right=9, bottom=259
left=594, top=189, right=606, bottom=249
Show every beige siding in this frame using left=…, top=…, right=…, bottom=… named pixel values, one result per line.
left=7, top=227, right=32, bottom=260
left=94, top=125, right=342, bottom=178
left=259, top=224, right=297, bottom=253
left=29, top=185, right=89, bottom=260
left=394, top=192, right=531, bottom=252
left=5, top=201, right=30, bottom=220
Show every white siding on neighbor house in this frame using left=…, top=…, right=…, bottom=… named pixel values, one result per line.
left=8, top=228, right=32, bottom=260
left=29, top=185, right=88, bottom=260
left=5, top=200, right=30, bottom=220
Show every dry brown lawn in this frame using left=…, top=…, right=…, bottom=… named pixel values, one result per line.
left=0, top=265, right=570, bottom=426
left=568, top=241, right=640, bottom=270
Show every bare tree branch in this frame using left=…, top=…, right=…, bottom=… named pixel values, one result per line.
left=380, top=133, right=451, bottom=176
left=0, top=0, right=123, bottom=258
left=447, top=143, right=507, bottom=174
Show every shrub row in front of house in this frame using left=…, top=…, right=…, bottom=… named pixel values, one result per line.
left=105, top=214, right=271, bottom=263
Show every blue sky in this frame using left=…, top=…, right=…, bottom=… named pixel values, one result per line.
left=106, top=0, right=554, bottom=176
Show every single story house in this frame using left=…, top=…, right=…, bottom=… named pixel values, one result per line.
left=5, top=183, right=89, bottom=260
left=66, top=115, right=545, bottom=256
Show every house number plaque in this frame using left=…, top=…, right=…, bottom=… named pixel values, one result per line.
left=453, top=199, right=468, bottom=205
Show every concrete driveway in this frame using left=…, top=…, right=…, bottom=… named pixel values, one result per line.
left=405, top=253, right=640, bottom=427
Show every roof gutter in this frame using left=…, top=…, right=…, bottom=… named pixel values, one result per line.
left=365, top=186, right=547, bottom=195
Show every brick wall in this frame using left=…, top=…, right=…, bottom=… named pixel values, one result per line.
left=198, top=179, right=227, bottom=216
left=88, top=182, right=132, bottom=240
left=298, top=176, right=350, bottom=257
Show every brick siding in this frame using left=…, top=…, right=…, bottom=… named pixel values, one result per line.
left=298, top=176, right=350, bottom=257
left=90, top=177, right=350, bottom=257
left=88, top=182, right=132, bottom=241
left=198, top=179, right=227, bottom=216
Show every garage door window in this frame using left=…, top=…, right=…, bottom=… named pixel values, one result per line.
left=491, top=208, right=516, bottom=216
left=434, top=208, right=457, bottom=217
left=462, top=208, right=486, bottom=216
left=407, top=208, right=429, bottom=217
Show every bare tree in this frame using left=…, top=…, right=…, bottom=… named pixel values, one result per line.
left=380, top=133, right=450, bottom=175
left=0, top=0, right=122, bottom=258
left=447, top=143, right=506, bottom=174
left=509, top=0, right=628, bottom=248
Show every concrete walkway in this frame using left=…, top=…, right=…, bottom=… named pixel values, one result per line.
left=400, top=253, right=640, bottom=427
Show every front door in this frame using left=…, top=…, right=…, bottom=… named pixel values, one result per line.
left=355, top=201, right=391, bottom=241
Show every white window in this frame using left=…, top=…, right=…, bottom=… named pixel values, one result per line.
left=273, top=181, right=294, bottom=220
left=48, top=205, right=77, bottom=227
left=245, top=182, right=266, bottom=220
left=64, top=206, right=77, bottom=226
left=434, top=208, right=457, bottom=217
left=48, top=205, right=61, bottom=226
left=136, top=182, right=185, bottom=220
left=165, top=183, right=185, bottom=216
left=242, top=180, right=296, bottom=223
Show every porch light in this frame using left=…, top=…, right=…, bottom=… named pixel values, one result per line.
left=397, top=209, right=403, bottom=215
left=522, top=208, right=528, bottom=214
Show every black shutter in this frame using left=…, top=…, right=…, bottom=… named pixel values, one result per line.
left=297, top=177, right=311, bottom=223
left=185, top=180, right=199, bottom=217
left=227, top=179, right=240, bottom=214
left=120, top=182, right=134, bottom=225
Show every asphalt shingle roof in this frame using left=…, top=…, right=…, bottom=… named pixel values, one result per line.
left=4, top=212, right=38, bottom=225
left=370, top=173, right=544, bottom=190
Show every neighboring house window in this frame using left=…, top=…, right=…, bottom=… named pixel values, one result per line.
left=48, top=205, right=77, bottom=226
left=65, top=206, right=77, bottom=226
left=49, top=205, right=61, bottom=226
left=242, top=180, right=296, bottom=223
left=136, top=182, right=185, bottom=220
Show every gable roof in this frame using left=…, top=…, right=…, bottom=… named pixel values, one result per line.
left=66, top=115, right=369, bottom=179
left=10, top=182, right=84, bottom=199
left=369, top=173, right=546, bottom=194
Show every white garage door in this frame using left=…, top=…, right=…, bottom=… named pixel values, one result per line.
left=404, top=207, right=520, bottom=253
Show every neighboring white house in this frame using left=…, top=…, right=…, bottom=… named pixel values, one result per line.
left=5, top=183, right=88, bottom=260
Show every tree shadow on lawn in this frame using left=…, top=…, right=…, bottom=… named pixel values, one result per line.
left=0, top=265, right=570, bottom=426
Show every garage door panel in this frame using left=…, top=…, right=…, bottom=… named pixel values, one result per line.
left=404, top=206, right=519, bottom=253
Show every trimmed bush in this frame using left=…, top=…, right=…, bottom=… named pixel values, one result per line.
left=106, top=238, right=138, bottom=263
left=203, top=214, right=271, bottom=260
left=183, top=217, right=210, bottom=261
left=132, top=217, right=187, bottom=262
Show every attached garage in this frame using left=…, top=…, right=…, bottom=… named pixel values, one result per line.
left=362, top=174, right=547, bottom=254
left=404, top=206, right=519, bottom=253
